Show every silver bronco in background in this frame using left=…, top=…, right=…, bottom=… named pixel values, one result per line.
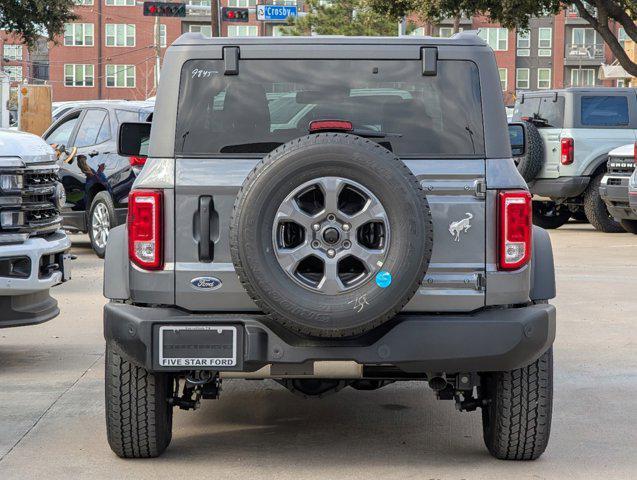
left=510, top=88, right=637, bottom=232
left=0, top=130, right=71, bottom=328
left=104, top=33, right=556, bottom=460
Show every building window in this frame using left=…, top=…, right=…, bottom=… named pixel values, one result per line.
left=499, top=68, right=507, bottom=91
left=105, top=64, right=136, bottom=88
left=478, top=28, right=508, bottom=51
left=75, top=0, right=94, bottom=4
left=516, top=68, right=530, bottom=89
left=227, top=25, right=258, bottom=37
left=189, top=24, right=212, bottom=36
left=439, top=27, right=454, bottom=38
left=538, top=27, right=552, bottom=56
left=572, top=27, right=597, bottom=46
left=409, top=27, right=425, bottom=36
left=105, top=0, right=135, bottom=5
left=571, top=68, right=596, bottom=86
left=188, top=0, right=210, bottom=4
left=227, top=0, right=257, bottom=6
left=64, top=23, right=94, bottom=46
left=105, top=24, right=136, bottom=47
left=618, top=27, right=628, bottom=48
left=154, top=23, right=166, bottom=47
left=537, top=68, right=551, bottom=89
left=64, top=64, right=94, bottom=87
left=3, top=44, right=22, bottom=61
left=3, top=66, right=22, bottom=82
left=517, top=30, right=530, bottom=48
left=617, top=79, right=626, bottom=87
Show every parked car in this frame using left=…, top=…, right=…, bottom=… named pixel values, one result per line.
left=0, top=129, right=71, bottom=328
left=600, top=143, right=637, bottom=233
left=510, top=88, right=637, bottom=232
left=104, top=33, right=556, bottom=461
left=42, top=101, right=153, bottom=257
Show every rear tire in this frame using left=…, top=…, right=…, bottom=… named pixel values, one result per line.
left=620, top=219, right=637, bottom=234
left=481, top=347, right=553, bottom=461
left=583, top=173, right=624, bottom=233
left=105, top=342, right=174, bottom=458
left=88, top=192, right=116, bottom=258
left=532, top=201, right=570, bottom=229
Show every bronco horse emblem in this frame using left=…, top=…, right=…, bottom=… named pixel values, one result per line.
left=449, top=213, right=473, bottom=242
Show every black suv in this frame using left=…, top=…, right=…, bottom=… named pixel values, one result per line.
left=43, top=101, right=153, bottom=257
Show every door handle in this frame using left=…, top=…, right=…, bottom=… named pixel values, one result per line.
left=198, top=196, right=214, bottom=262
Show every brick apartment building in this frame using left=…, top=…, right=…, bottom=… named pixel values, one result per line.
left=2, top=2, right=632, bottom=104
left=417, top=8, right=627, bottom=105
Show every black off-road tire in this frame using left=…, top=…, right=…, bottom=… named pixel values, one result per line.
left=230, top=133, right=433, bottom=338
left=88, top=191, right=117, bottom=258
left=105, top=342, right=174, bottom=458
left=583, top=173, right=624, bottom=233
left=514, top=122, right=544, bottom=182
left=620, top=219, right=637, bottom=234
left=532, top=201, right=570, bottom=230
left=481, top=347, right=553, bottom=461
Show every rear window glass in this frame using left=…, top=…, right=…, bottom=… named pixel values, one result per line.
left=580, top=96, right=629, bottom=126
left=512, top=96, right=564, bottom=128
left=116, top=109, right=152, bottom=124
left=175, top=59, right=485, bottom=157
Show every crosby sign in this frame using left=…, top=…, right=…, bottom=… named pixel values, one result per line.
left=256, top=4, right=298, bottom=21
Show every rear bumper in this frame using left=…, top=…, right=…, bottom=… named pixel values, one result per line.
left=104, top=302, right=556, bottom=374
left=529, top=176, right=590, bottom=199
left=600, top=175, right=637, bottom=221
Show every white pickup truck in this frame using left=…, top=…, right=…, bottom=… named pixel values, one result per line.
left=0, top=129, right=71, bottom=328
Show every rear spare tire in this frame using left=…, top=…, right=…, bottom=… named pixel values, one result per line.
left=514, top=122, right=544, bottom=183
left=230, top=133, right=433, bottom=338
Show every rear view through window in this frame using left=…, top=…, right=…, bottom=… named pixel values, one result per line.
left=512, top=96, right=565, bottom=128
left=175, top=59, right=484, bottom=157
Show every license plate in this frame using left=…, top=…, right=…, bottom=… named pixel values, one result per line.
left=158, top=326, right=237, bottom=368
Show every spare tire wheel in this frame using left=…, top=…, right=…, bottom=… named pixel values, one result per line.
left=514, top=122, right=544, bottom=182
left=230, top=133, right=433, bottom=338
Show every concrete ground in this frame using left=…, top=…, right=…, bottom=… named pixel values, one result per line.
left=0, top=225, right=636, bottom=479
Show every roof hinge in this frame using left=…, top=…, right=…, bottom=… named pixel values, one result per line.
left=474, top=179, right=486, bottom=198
left=224, top=46, right=240, bottom=75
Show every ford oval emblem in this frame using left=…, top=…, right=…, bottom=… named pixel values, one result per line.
left=190, top=276, right=222, bottom=291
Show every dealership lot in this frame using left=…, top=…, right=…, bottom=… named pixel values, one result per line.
left=0, top=225, right=636, bottom=479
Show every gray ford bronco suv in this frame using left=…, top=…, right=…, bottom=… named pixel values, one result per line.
left=104, top=33, right=556, bottom=460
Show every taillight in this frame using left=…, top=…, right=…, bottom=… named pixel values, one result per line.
left=309, top=120, right=353, bottom=133
left=560, top=137, right=574, bottom=165
left=128, top=190, right=163, bottom=270
left=498, top=191, right=532, bottom=271
left=129, top=156, right=147, bottom=167
left=633, top=141, right=637, bottom=165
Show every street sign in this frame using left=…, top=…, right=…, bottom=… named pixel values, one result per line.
left=256, top=4, right=297, bottom=21
left=143, top=1, right=186, bottom=17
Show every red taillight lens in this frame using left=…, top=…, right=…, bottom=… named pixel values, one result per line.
left=309, top=120, right=353, bottom=133
left=560, top=137, right=574, bottom=165
left=128, top=190, right=163, bottom=270
left=129, top=156, right=147, bottom=167
left=498, top=191, right=532, bottom=271
left=633, top=141, right=637, bottom=165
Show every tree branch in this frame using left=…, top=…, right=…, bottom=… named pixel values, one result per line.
left=573, top=0, right=637, bottom=77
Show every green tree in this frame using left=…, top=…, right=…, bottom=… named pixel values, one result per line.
left=366, top=0, right=637, bottom=76
left=286, top=0, right=398, bottom=36
left=0, top=0, right=77, bottom=46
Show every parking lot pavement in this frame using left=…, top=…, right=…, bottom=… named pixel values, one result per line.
left=0, top=226, right=636, bottom=479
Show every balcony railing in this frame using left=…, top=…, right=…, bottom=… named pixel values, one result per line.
left=565, top=43, right=604, bottom=61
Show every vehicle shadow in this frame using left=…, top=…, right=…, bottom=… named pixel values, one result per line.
left=159, top=381, right=491, bottom=467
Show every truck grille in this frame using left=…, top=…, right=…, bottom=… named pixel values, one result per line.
left=0, top=165, right=62, bottom=237
left=607, top=157, right=635, bottom=176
